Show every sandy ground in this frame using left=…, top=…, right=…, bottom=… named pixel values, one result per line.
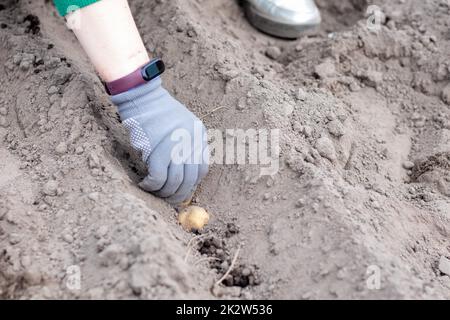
left=0, top=0, right=450, bottom=299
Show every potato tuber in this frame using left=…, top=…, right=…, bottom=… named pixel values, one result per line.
left=178, top=206, right=210, bottom=232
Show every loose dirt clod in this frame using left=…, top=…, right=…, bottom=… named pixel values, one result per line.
left=214, top=246, right=241, bottom=288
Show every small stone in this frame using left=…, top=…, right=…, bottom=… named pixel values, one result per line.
left=47, top=86, right=59, bottom=95
left=45, top=57, right=61, bottom=69
left=75, top=146, right=84, bottom=154
left=438, top=256, right=450, bottom=276
left=119, top=256, right=129, bottom=270
left=225, top=223, right=239, bottom=237
left=365, top=70, right=383, bottom=87
left=303, top=126, right=313, bottom=137
left=237, top=97, right=246, bottom=110
left=211, top=237, right=222, bottom=248
left=242, top=268, right=251, bottom=277
left=62, top=233, right=74, bottom=244
left=88, top=152, right=101, bottom=169
left=265, top=46, right=281, bottom=60
left=314, top=60, right=336, bottom=79
left=315, top=137, right=337, bottom=162
left=296, top=88, right=307, bottom=101
left=176, top=24, right=184, bottom=32
left=19, top=60, right=31, bottom=71
left=402, top=161, right=415, bottom=170
left=95, top=225, right=109, bottom=239
left=187, top=28, right=197, bottom=38
left=0, top=107, right=8, bottom=116
left=43, top=180, right=59, bottom=196
left=349, top=82, right=361, bottom=92
left=5, top=211, right=17, bottom=224
left=88, top=192, right=99, bottom=202
left=411, top=112, right=422, bottom=121
left=21, top=255, right=32, bottom=268
left=441, top=84, right=450, bottom=104
left=371, top=201, right=381, bottom=209
left=422, top=192, right=433, bottom=202
left=55, top=142, right=67, bottom=155
left=9, top=233, right=21, bottom=245
left=53, top=66, right=72, bottom=85
left=12, top=53, right=23, bottom=65
left=215, top=249, right=225, bottom=259
left=220, top=261, right=229, bottom=271
left=414, top=120, right=426, bottom=128
left=327, top=120, right=345, bottom=137
left=296, top=199, right=305, bottom=208
left=128, top=268, right=146, bottom=296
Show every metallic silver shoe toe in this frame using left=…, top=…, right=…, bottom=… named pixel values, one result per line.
left=244, top=0, right=321, bottom=38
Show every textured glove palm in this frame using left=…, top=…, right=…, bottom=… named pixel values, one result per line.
left=111, top=78, right=209, bottom=204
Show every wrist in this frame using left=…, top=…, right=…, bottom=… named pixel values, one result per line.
left=100, top=50, right=150, bottom=82
left=105, top=58, right=165, bottom=96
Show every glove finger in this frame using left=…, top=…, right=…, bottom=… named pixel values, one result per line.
left=138, top=135, right=173, bottom=192
left=154, top=161, right=184, bottom=198
left=165, top=163, right=199, bottom=205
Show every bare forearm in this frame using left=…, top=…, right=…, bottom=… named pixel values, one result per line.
left=67, top=0, right=149, bottom=82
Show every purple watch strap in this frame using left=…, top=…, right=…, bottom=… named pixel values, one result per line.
left=105, top=65, right=147, bottom=96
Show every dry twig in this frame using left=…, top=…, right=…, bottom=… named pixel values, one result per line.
left=184, top=233, right=210, bottom=262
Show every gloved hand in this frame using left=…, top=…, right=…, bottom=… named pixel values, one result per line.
left=110, top=77, right=209, bottom=205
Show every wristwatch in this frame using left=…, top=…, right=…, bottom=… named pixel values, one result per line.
left=105, top=58, right=165, bottom=95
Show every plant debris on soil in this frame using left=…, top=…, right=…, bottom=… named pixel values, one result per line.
left=0, top=0, right=449, bottom=299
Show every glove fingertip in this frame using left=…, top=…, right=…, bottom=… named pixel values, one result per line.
left=139, top=175, right=166, bottom=193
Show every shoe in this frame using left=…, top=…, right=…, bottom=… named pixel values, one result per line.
left=243, top=0, right=321, bottom=38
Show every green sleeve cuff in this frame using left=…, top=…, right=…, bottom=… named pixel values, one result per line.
left=53, top=0, right=101, bottom=16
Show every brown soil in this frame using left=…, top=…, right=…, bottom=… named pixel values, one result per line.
left=0, top=0, right=449, bottom=299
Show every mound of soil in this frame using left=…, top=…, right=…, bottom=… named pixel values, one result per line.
left=0, top=0, right=449, bottom=299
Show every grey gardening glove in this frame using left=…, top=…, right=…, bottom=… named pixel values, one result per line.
left=111, top=77, right=209, bottom=205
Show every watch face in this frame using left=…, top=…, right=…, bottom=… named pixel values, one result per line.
left=142, top=59, right=165, bottom=81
